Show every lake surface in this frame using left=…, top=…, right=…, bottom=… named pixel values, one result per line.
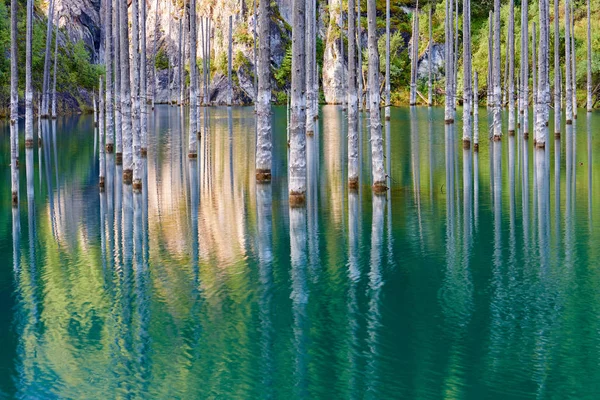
left=1, top=105, right=600, bottom=399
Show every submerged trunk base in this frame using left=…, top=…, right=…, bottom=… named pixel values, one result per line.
left=123, top=169, right=133, bottom=184
left=116, top=153, right=123, bottom=165
left=133, top=180, right=142, bottom=192
left=25, top=139, right=34, bottom=148
left=493, top=135, right=502, bottom=142
left=474, top=143, right=479, bottom=152
left=289, top=192, right=306, bottom=208
left=348, top=177, right=359, bottom=190
left=106, top=144, right=114, bottom=153
left=256, top=169, right=272, bottom=182
left=555, top=132, right=561, bottom=139
left=373, top=181, right=388, bottom=194
left=141, top=148, right=147, bottom=157
left=445, top=119, right=454, bottom=124
left=188, top=152, right=198, bottom=159
left=99, top=177, right=105, bottom=190
left=508, top=130, right=515, bottom=136
left=463, top=139, right=471, bottom=149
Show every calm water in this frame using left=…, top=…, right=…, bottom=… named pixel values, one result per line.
left=1, top=106, right=600, bottom=399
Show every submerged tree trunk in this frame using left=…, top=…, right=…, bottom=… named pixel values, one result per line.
left=121, top=0, right=133, bottom=183
left=114, top=0, right=122, bottom=160
left=289, top=0, right=307, bottom=205
left=25, top=0, right=33, bottom=147
left=52, top=23, right=58, bottom=119
left=536, top=0, right=549, bottom=148
left=508, top=0, right=515, bottom=134
left=463, top=0, right=472, bottom=146
left=587, top=0, right=592, bottom=112
left=105, top=0, right=114, bottom=151
left=140, top=0, right=148, bottom=154
left=10, top=0, right=18, bottom=204
left=368, top=0, right=386, bottom=192
left=306, top=0, right=315, bottom=134
left=348, top=0, right=359, bottom=188
left=189, top=0, right=199, bottom=157
left=41, top=0, right=55, bottom=118
left=565, top=0, right=573, bottom=123
left=256, top=0, right=272, bottom=181
left=492, top=0, right=502, bottom=140
left=474, top=72, right=479, bottom=150
left=253, top=0, right=258, bottom=106
left=488, top=11, right=493, bottom=107
left=428, top=6, right=432, bottom=107
left=358, top=0, right=363, bottom=112
left=571, top=4, right=577, bottom=119
left=152, top=0, right=159, bottom=109
left=177, top=16, right=183, bottom=105
left=554, top=0, right=561, bottom=134
left=445, top=0, right=454, bottom=122
left=533, top=23, right=537, bottom=107
left=132, top=0, right=142, bottom=190
left=228, top=15, right=233, bottom=106
left=409, top=4, right=418, bottom=107
left=99, top=76, right=105, bottom=189
left=385, top=0, right=391, bottom=114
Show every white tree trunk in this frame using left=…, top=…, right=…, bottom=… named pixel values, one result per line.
left=428, top=6, right=432, bottom=107
left=114, top=0, right=122, bottom=159
left=554, top=0, right=561, bottom=134
left=348, top=0, right=359, bottom=188
left=10, top=0, right=18, bottom=204
left=25, top=0, right=33, bottom=147
left=445, top=0, right=454, bottom=122
left=358, top=0, right=363, bottom=112
left=492, top=0, right=502, bottom=140
left=41, top=0, right=55, bottom=118
left=488, top=11, right=493, bottom=107
left=587, top=0, right=592, bottom=112
left=256, top=0, right=272, bottom=181
left=474, top=72, right=479, bottom=149
left=571, top=5, right=577, bottom=119
left=105, top=0, right=114, bottom=151
left=508, top=0, right=515, bottom=134
left=140, top=0, right=148, bottom=154
left=536, top=0, right=549, bottom=147
left=532, top=23, right=537, bottom=108
left=152, top=0, right=159, bottom=109
left=463, top=0, right=472, bottom=145
left=189, top=0, right=199, bottom=157
left=565, top=0, right=573, bottom=123
left=306, top=0, right=315, bottom=133
left=385, top=0, right=391, bottom=114
left=177, top=17, right=183, bottom=105
left=99, top=76, right=105, bottom=189
left=52, top=24, right=58, bottom=119
left=521, top=1, right=529, bottom=136
left=131, top=0, right=142, bottom=189
left=121, top=0, right=133, bottom=183
left=228, top=15, right=233, bottom=106
left=368, top=0, right=386, bottom=191
left=289, top=0, right=307, bottom=204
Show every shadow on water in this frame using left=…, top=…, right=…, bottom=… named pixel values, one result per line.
left=3, top=106, right=600, bottom=398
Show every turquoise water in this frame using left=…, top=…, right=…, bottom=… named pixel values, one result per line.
left=1, top=105, right=600, bottom=399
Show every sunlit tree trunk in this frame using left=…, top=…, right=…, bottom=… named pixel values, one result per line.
left=453, top=0, right=458, bottom=111
left=536, top=0, right=549, bottom=148
left=114, top=0, right=122, bottom=161
left=140, top=0, right=148, bottom=154
left=25, top=0, right=33, bottom=147
left=348, top=0, right=359, bottom=189
left=52, top=24, right=58, bottom=119
left=132, top=0, right=142, bottom=190
left=474, top=72, right=479, bottom=150
left=533, top=23, right=537, bottom=108
left=554, top=0, right=561, bottom=135
left=152, top=0, right=159, bottom=109
left=368, top=0, right=386, bottom=192
left=121, top=0, right=133, bottom=183
left=462, top=0, right=472, bottom=147
left=409, top=4, right=419, bottom=107
left=492, top=0, right=502, bottom=140
left=445, top=0, right=454, bottom=122
left=94, top=92, right=98, bottom=125
left=571, top=4, right=577, bottom=119
left=306, top=0, right=315, bottom=133
left=177, top=16, right=182, bottom=105
left=256, top=0, right=272, bottom=181
left=313, top=0, right=318, bottom=121
left=289, top=0, right=307, bottom=205
left=587, top=0, right=592, bottom=112
left=99, top=76, right=105, bottom=190
left=189, top=0, right=198, bottom=157
left=10, top=0, right=18, bottom=205
left=385, top=0, right=391, bottom=114
left=487, top=11, right=493, bottom=107
left=228, top=15, right=233, bottom=106
left=105, top=0, right=114, bottom=151
left=508, top=0, right=515, bottom=134
left=428, top=6, right=432, bottom=107
left=358, top=0, right=363, bottom=112
left=253, top=0, right=258, bottom=106
left=41, top=0, right=55, bottom=118
left=565, top=0, right=573, bottom=123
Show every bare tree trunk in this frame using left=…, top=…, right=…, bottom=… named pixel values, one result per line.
left=474, top=72, right=479, bottom=150
left=533, top=23, right=537, bottom=107
left=132, top=0, right=142, bottom=190
left=508, top=0, right=515, bottom=134
left=358, top=0, right=363, bottom=112
left=121, top=0, right=133, bottom=183
left=587, top=0, right=592, bottom=112
left=453, top=0, right=459, bottom=111
left=114, top=0, right=122, bottom=161
left=306, top=0, right=315, bottom=134
left=313, top=0, right=318, bottom=121
left=253, top=0, right=258, bottom=106
left=521, top=0, right=529, bottom=136
left=445, top=0, right=454, bottom=122
left=571, top=3, right=577, bottom=119
left=105, top=0, right=114, bottom=151
left=140, top=0, right=148, bottom=154
left=492, top=0, right=502, bottom=140
left=152, top=0, right=159, bottom=109
left=289, top=0, right=307, bottom=205
left=177, top=16, right=183, bottom=105
left=25, top=0, right=33, bottom=147
left=189, top=0, right=199, bottom=157
left=41, top=0, right=55, bottom=118
left=409, top=3, right=418, bottom=107
left=554, top=0, right=561, bottom=134
left=52, top=24, right=58, bottom=119
left=385, top=0, right=391, bottom=114
left=536, top=0, right=549, bottom=148
left=168, top=1, right=172, bottom=105
left=341, top=17, right=346, bottom=112
left=488, top=11, right=493, bottom=107
left=93, top=91, right=98, bottom=126
left=463, top=0, right=472, bottom=146
left=228, top=15, right=233, bottom=106
left=428, top=6, right=432, bottom=107
left=503, top=32, right=509, bottom=107
left=10, top=0, right=18, bottom=204
left=256, top=0, right=272, bottom=181
left=348, top=0, right=359, bottom=188
left=565, top=0, right=573, bottom=123
left=99, top=76, right=105, bottom=189
left=368, top=0, right=386, bottom=192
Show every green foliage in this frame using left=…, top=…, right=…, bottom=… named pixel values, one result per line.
left=274, top=45, right=292, bottom=89
left=155, top=48, right=169, bottom=70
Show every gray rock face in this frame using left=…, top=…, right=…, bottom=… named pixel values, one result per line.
left=51, top=0, right=102, bottom=62
left=416, top=43, right=445, bottom=81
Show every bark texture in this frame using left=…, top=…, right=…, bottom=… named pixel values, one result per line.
left=587, top=0, right=593, bottom=112
left=256, top=0, right=272, bottom=179
left=508, top=0, right=515, bottom=133
left=463, top=0, right=472, bottom=144
left=348, top=0, right=359, bottom=187
left=41, top=0, right=55, bottom=118
left=121, top=0, right=133, bottom=181
left=565, top=0, right=573, bottom=123
left=189, top=0, right=198, bottom=157
left=25, top=0, right=33, bottom=145
left=105, top=0, right=114, bottom=150
left=492, top=0, right=502, bottom=139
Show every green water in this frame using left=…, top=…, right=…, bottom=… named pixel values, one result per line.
left=1, top=105, right=600, bottom=399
